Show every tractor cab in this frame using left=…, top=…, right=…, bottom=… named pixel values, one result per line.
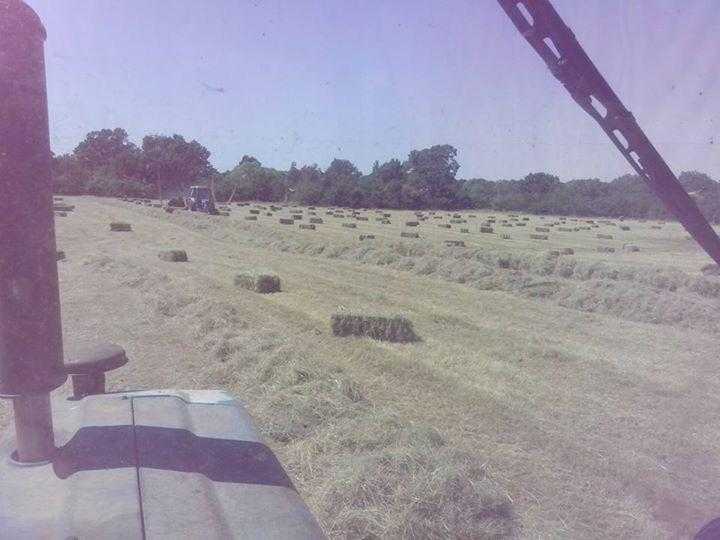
left=185, top=185, right=215, bottom=213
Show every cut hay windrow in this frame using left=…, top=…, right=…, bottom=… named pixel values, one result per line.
left=109, top=222, right=132, bottom=232
left=405, top=221, right=419, bottom=227
left=530, top=234, right=548, bottom=240
left=596, top=233, right=614, bottom=240
left=299, top=224, right=316, bottom=230
left=359, top=234, right=375, bottom=240
left=279, top=218, right=294, bottom=225
left=158, top=250, right=188, bottom=262
left=234, top=271, right=281, bottom=293
left=401, top=231, right=420, bottom=239
left=480, top=226, right=494, bottom=233
left=331, top=313, right=418, bottom=343
left=342, top=223, right=358, bottom=229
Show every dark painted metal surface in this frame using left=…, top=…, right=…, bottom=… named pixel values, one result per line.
left=0, top=0, right=66, bottom=396
left=497, top=0, right=720, bottom=266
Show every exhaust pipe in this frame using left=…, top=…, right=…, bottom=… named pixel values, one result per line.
left=0, top=0, right=67, bottom=462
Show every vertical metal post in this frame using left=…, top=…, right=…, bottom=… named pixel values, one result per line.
left=1, top=0, right=67, bottom=462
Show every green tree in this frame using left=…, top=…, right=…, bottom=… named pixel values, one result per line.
left=141, top=134, right=213, bottom=199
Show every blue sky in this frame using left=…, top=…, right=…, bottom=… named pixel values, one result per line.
left=28, top=0, right=720, bottom=181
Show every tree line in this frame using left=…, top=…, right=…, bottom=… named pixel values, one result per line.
left=52, top=127, right=720, bottom=222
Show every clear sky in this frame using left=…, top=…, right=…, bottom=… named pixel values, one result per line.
left=27, top=0, right=720, bottom=181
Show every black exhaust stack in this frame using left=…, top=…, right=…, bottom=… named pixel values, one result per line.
left=0, top=0, right=67, bottom=462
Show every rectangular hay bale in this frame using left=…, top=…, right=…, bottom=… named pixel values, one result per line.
left=331, top=313, right=417, bottom=343
left=234, top=271, right=281, bottom=293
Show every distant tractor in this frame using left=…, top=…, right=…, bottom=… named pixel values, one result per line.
left=184, top=185, right=216, bottom=213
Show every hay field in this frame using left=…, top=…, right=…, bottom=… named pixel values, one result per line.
left=4, top=196, right=720, bottom=538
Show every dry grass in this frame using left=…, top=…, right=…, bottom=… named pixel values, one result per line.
left=5, top=196, right=720, bottom=539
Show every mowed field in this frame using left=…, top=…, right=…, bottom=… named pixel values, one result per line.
left=4, top=196, right=720, bottom=538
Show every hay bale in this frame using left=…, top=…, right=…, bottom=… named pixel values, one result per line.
left=292, top=214, right=303, bottom=220
left=109, top=222, right=132, bottom=232
left=279, top=218, right=294, bottom=225
left=623, top=244, right=640, bottom=252
left=56, top=250, right=65, bottom=261
left=460, top=228, right=469, bottom=233
left=501, top=234, right=511, bottom=240
left=359, top=234, right=375, bottom=240
left=310, top=217, right=323, bottom=224
left=405, top=221, right=419, bottom=227
left=158, top=250, right=188, bottom=262
left=557, top=227, right=573, bottom=232
left=651, top=225, right=663, bottom=230
left=331, top=313, right=417, bottom=343
left=380, top=219, right=391, bottom=225
left=444, top=240, right=465, bottom=247
left=342, top=223, right=357, bottom=229
left=164, top=207, right=175, bottom=213
left=620, top=225, right=631, bottom=231
left=234, top=271, right=281, bottom=293
left=401, top=231, right=420, bottom=239
left=53, top=204, right=75, bottom=212
left=356, top=216, right=369, bottom=221
left=245, top=215, right=259, bottom=221
left=535, top=227, right=550, bottom=233
left=515, top=222, right=527, bottom=227
left=299, top=224, right=316, bottom=230
left=450, top=219, right=467, bottom=224
left=438, top=224, right=451, bottom=229
left=55, top=211, right=67, bottom=217
left=249, top=209, right=260, bottom=215
left=530, top=234, right=548, bottom=240
left=597, top=246, right=615, bottom=253
left=53, top=197, right=64, bottom=201
left=596, top=233, right=614, bottom=240
left=480, top=226, right=494, bottom=233
left=561, top=248, right=575, bottom=255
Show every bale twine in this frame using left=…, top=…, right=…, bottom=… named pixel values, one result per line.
left=109, top=222, right=132, bottom=232
left=234, top=271, right=281, bottom=293
left=331, top=313, right=417, bottom=343
left=158, top=250, right=188, bottom=262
